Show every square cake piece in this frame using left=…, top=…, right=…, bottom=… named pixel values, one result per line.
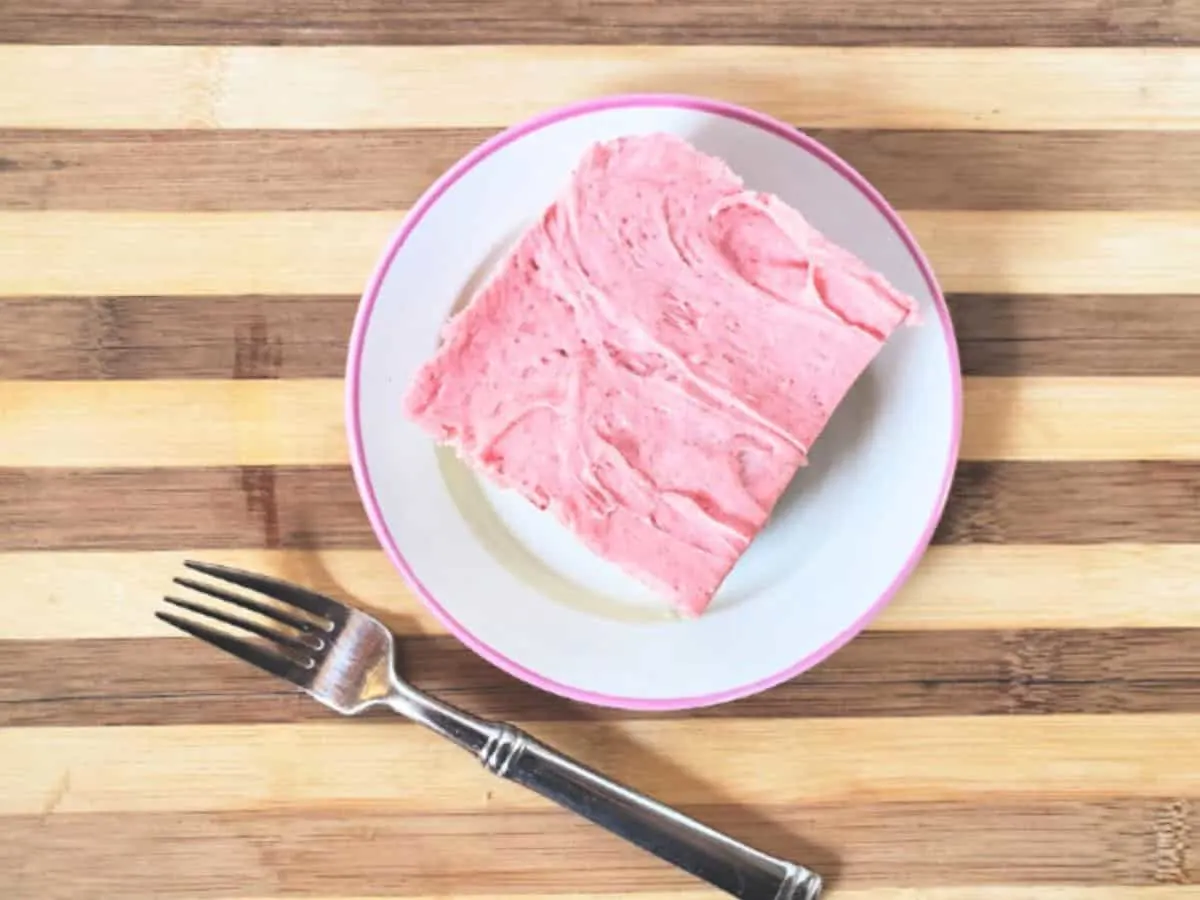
left=405, top=133, right=919, bottom=616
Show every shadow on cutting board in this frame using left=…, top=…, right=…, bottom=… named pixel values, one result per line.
left=284, top=545, right=843, bottom=890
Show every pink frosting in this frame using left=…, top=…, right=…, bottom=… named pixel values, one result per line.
left=405, top=134, right=918, bottom=616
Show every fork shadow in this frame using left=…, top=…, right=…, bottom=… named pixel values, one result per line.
left=284, top=545, right=841, bottom=888
left=514, top=715, right=844, bottom=890
left=413, top=661, right=843, bottom=889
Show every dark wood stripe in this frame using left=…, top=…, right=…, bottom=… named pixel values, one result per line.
left=4, top=630, right=1200, bottom=728
left=4, top=462, right=1200, bottom=551
left=0, top=466, right=372, bottom=551
left=4, top=130, right=1200, bottom=212
left=0, top=130, right=479, bottom=212
left=819, top=131, right=1200, bottom=211
left=4, top=800, right=1195, bottom=896
left=0, top=296, right=355, bottom=380
left=2, top=0, right=1197, bottom=45
left=937, top=462, right=1200, bottom=544
left=5, top=294, right=1199, bottom=381
left=950, top=294, right=1200, bottom=377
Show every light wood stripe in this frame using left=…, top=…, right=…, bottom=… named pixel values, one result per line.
left=0, top=379, right=347, bottom=468
left=6, top=130, right=1200, bottom=212
left=6, top=0, right=1200, bottom=46
left=0, top=550, right=438, bottom=640
left=1, top=47, right=1197, bottom=131
left=0, top=211, right=394, bottom=296
left=7, top=629, right=1200, bottom=727
left=5, top=462, right=1200, bottom=550
left=2, top=800, right=1196, bottom=892
left=5, top=211, right=1199, bottom=296
left=3, top=544, right=1198, bottom=642
left=3, top=716, right=1197, bottom=815
left=912, top=211, right=1200, bottom=295
left=959, top=377, right=1200, bottom=461
left=3, top=377, right=1198, bottom=467
left=895, top=545, right=1200, bottom=630
left=5, top=294, right=1200, bottom=381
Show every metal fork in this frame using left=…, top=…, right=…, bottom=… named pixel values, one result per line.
left=158, top=560, right=823, bottom=900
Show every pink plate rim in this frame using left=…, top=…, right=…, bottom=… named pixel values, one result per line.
left=345, top=92, right=963, bottom=711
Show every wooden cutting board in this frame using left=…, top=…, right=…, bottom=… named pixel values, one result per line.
left=2, top=3, right=1199, bottom=898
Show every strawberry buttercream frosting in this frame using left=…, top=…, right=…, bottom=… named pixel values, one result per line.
left=405, top=133, right=918, bottom=616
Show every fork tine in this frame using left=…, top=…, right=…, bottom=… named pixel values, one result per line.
left=156, top=611, right=312, bottom=684
left=173, top=576, right=318, bottom=634
left=183, top=559, right=344, bottom=625
left=162, top=595, right=318, bottom=653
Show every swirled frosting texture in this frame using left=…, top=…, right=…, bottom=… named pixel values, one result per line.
left=405, top=134, right=918, bottom=616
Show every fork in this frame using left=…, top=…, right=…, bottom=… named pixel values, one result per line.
left=158, top=560, right=823, bottom=900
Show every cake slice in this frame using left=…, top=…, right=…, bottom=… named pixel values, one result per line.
left=404, top=133, right=919, bottom=616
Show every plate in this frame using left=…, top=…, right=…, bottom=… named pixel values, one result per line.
left=346, top=94, right=962, bottom=709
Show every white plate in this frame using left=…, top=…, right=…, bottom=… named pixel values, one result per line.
left=346, top=94, right=962, bottom=710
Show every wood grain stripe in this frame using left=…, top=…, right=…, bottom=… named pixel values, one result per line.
left=5, top=462, right=1200, bottom=551
left=3, top=0, right=1198, bottom=46
left=913, top=211, right=1200, bottom=295
left=0, top=380, right=348, bottom=468
left=0, top=212, right=394, bottom=296
left=0, top=466, right=373, bottom=551
left=3, top=717, right=1198, bottom=815
left=939, top=462, right=1200, bottom=544
left=959, top=378, right=1200, bottom=461
left=1, top=802, right=1197, bottom=894
left=6, top=630, right=1200, bottom=727
left=5, top=211, right=1200, bottom=296
left=6, top=130, right=1200, bottom=212
left=6, top=544, right=1199, bottom=642
left=0, top=295, right=355, bottom=380
left=2, top=47, right=1196, bottom=131
left=0, top=549, right=436, bottom=640
left=5, top=294, right=1200, bottom=380
left=0, top=130, right=485, bottom=211
left=4, top=377, right=1198, bottom=466
left=951, top=294, right=1200, bottom=377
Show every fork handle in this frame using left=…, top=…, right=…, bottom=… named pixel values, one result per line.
left=479, top=723, right=822, bottom=900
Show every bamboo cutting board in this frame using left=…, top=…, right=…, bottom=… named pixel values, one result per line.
left=2, top=2, right=1200, bottom=898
